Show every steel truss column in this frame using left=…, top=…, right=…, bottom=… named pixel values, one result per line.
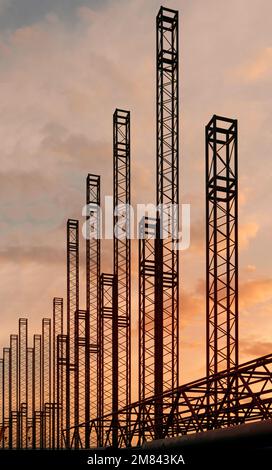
left=139, top=217, right=166, bottom=440
left=98, top=273, right=116, bottom=446
left=156, top=6, right=179, bottom=401
left=33, top=334, right=42, bottom=448
left=9, top=334, right=19, bottom=449
left=66, top=219, right=79, bottom=447
left=57, top=334, right=67, bottom=449
left=2, top=348, right=10, bottom=448
left=26, top=347, right=34, bottom=448
left=19, top=318, right=28, bottom=449
left=0, top=358, right=3, bottom=448
left=74, top=309, right=89, bottom=448
left=206, top=115, right=238, bottom=427
left=53, top=298, right=63, bottom=406
left=86, top=174, right=100, bottom=447
left=113, top=108, right=131, bottom=413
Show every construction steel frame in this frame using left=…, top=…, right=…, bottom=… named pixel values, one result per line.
left=26, top=346, right=34, bottom=448
left=86, top=173, right=100, bottom=447
left=66, top=219, right=79, bottom=447
left=69, top=353, right=272, bottom=447
left=138, top=6, right=179, bottom=440
left=113, top=109, right=131, bottom=438
left=42, top=319, right=51, bottom=407
left=74, top=309, right=89, bottom=448
left=18, top=319, right=28, bottom=448
left=57, top=334, right=68, bottom=448
left=53, top=298, right=63, bottom=405
left=33, top=334, right=42, bottom=448
left=98, top=273, right=117, bottom=446
left=206, top=115, right=238, bottom=424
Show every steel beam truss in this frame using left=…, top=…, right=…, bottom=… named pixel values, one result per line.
left=53, top=298, right=63, bottom=406
left=57, top=334, right=68, bottom=449
left=18, top=319, right=28, bottom=449
left=33, top=334, right=42, bottom=448
left=206, top=115, right=238, bottom=423
left=9, top=335, right=18, bottom=449
left=26, top=347, right=34, bottom=448
left=74, top=309, right=89, bottom=448
left=69, top=353, right=272, bottom=447
left=113, top=109, right=131, bottom=446
left=154, top=2, right=179, bottom=412
left=2, top=348, right=10, bottom=448
left=98, top=273, right=117, bottom=446
left=86, top=174, right=100, bottom=447
left=66, top=219, right=79, bottom=447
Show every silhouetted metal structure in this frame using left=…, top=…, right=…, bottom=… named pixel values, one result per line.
left=74, top=309, right=89, bottom=448
left=1, top=4, right=272, bottom=454
left=86, top=173, right=100, bottom=446
left=206, top=115, right=238, bottom=425
left=98, top=273, right=116, bottom=446
left=113, top=108, right=131, bottom=444
left=66, top=219, right=79, bottom=447
left=139, top=6, right=179, bottom=440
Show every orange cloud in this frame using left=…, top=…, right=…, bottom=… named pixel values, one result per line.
left=240, top=278, right=272, bottom=310
left=239, top=221, right=259, bottom=249
left=236, top=47, right=272, bottom=82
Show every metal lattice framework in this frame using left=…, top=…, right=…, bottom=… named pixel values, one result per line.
left=86, top=174, right=100, bottom=446
left=57, top=334, right=67, bottom=449
left=33, top=334, right=42, bottom=448
left=26, top=347, right=33, bottom=448
left=18, top=319, right=28, bottom=448
left=2, top=348, right=10, bottom=448
left=113, top=109, right=131, bottom=414
left=53, top=298, right=63, bottom=406
left=98, top=273, right=116, bottom=445
left=156, top=4, right=179, bottom=395
left=42, top=319, right=51, bottom=408
left=69, top=353, right=272, bottom=447
left=206, top=115, right=238, bottom=421
left=66, top=219, right=79, bottom=447
left=74, top=309, right=89, bottom=448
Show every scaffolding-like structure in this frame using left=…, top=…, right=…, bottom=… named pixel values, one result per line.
left=86, top=173, right=100, bottom=446
left=66, top=219, right=79, bottom=447
left=206, top=115, right=238, bottom=425
left=113, top=109, right=131, bottom=444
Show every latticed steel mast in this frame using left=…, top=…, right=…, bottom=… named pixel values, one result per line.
left=139, top=6, right=179, bottom=440
left=113, top=109, right=131, bottom=426
left=86, top=174, right=100, bottom=446
left=206, top=115, right=238, bottom=423
left=66, top=219, right=79, bottom=447
left=98, top=273, right=116, bottom=446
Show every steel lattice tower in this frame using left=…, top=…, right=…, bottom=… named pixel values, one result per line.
left=53, top=298, right=63, bottom=406
left=98, top=273, right=116, bottom=446
left=26, top=347, right=34, bottom=448
left=66, top=219, right=79, bottom=447
left=113, top=109, right=131, bottom=432
left=139, top=6, right=179, bottom=440
left=86, top=174, right=100, bottom=446
left=156, top=5, right=179, bottom=393
left=18, top=319, right=28, bottom=448
left=57, top=334, right=67, bottom=448
left=74, top=309, right=89, bottom=448
left=206, top=115, right=238, bottom=424
left=2, top=348, right=10, bottom=448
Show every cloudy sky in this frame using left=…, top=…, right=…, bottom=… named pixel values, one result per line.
left=0, top=0, right=272, bottom=399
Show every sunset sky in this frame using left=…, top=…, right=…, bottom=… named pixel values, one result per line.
left=0, top=0, right=272, bottom=401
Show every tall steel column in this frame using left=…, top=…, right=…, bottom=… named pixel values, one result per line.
left=33, top=334, right=42, bottom=448
left=98, top=273, right=116, bottom=446
left=26, top=347, right=34, bottom=448
left=9, top=334, right=19, bottom=448
left=74, top=309, right=89, bottom=448
left=2, top=348, right=10, bottom=448
left=19, top=318, right=28, bottom=448
left=206, top=115, right=238, bottom=425
left=57, top=334, right=67, bottom=448
left=53, top=298, right=63, bottom=405
left=0, top=358, right=3, bottom=448
left=66, top=219, right=79, bottom=447
left=86, top=174, right=100, bottom=445
left=156, top=5, right=179, bottom=395
left=113, top=109, right=131, bottom=423
left=42, top=319, right=51, bottom=408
